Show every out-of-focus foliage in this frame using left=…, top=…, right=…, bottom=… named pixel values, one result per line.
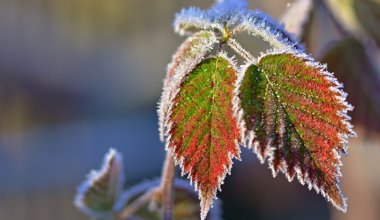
left=75, top=149, right=124, bottom=219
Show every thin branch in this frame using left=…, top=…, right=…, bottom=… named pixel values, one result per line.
left=227, top=38, right=255, bottom=62
left=117, top=187, right=160, bottom=220
left=160, top=150, right=176, bottom=220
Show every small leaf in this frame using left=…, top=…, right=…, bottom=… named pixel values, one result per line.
left=158, top=31, right=218, bottom=142
left=166, top=56, right=240, bottom=220
left=75, top=148, right=125, bottom=218
left=238, top=51, right=355, bottom=211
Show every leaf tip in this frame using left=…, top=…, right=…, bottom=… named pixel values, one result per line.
left=74, top=148, right=124, bottom=217
left=200, top=190, right=214, bottom=220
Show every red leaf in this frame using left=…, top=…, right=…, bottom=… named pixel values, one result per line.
left=166, top=56, right=240, bottom=220
left=158, top=31, right=217, bottom=141
left=238, top=51, right=355, bottom=211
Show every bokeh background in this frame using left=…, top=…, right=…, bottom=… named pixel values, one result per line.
left=0, top=0, right=379, bottom=219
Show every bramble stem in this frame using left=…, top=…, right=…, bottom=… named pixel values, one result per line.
left=117, top=151, right=175, bottom=220
left=117, top=187, right=159, bottom=220
left=160, top=150, right=176, bottom=220
left=227, top=38, right=255, bottom=62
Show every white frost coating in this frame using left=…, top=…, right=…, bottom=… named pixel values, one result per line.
left=234, top=10, right=303, bottom=51
left=158, top=31, right=218, bottom=142
left=174, top=0, right=303, bottom=53
left=174, top=7, right=224, bottom=36
left=75, top=148, right=125, bottom=218
left=174, top=0, right=247, bottom=35
left=165, top=52, right=241, bottom=220
left=281, top=0, right=313, bottom=37
left=254, top=49, right=355, bottom=212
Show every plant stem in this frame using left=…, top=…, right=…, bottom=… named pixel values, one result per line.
left=160, top=150, right=176, bottom=220
left=117, top=187, right=159, bottom=220
left=227, top=38, right=255, bottom=62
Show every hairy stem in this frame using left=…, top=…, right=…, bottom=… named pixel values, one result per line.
left=117, top=187, right=159, bottom=220
left=160, top=150, right=176, bottom=220
left=227, top=38, right=255, bottom=62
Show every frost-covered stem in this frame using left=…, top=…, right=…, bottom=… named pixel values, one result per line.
left=160, top=150, right=175, bottom=220
left=227, top=38, right=254, bottom=62
left=117, top=187, right=159, bottom=220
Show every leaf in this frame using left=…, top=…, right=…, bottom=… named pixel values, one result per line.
left=115, top=178, right=222, bottom=220
left=158, top=31, right=218, bottom=141
left=238, top=51, right=355, bottom=211
left=166, top=56, right=240, bottom=220
left=174, top=0, right=248, bottom=36
left=174, top=0, right=302, bottom=50
left=75, top=148, right=125, bottom=218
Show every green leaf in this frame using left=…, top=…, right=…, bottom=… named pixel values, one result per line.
left=166, top=55, right=240, bottom=220
left=158, top=31, right=218, bottom=141
left=239, top=51, right=355, bottom=212
left=75, top=148, right=125, bottom=218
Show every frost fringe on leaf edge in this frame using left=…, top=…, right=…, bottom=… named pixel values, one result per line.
left=236, top=48, right=356, bottom=212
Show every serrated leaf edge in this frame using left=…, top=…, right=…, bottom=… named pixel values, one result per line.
left=158, top=31, right=218, bottom=142
left=164, top=52, right=241, bottom=220
left=238, top=49, right=356, bottom=212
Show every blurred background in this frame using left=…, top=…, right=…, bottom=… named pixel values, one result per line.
left=0, top=0, right=379, bottom=219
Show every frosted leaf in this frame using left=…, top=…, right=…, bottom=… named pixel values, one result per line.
left=158, top=31, right=218, bottom=141
left=238, top=50, right=356, bottom=211
left=174, top=0, right=250, bottom=35
left=234, top=10, right=303, bottom=50
left=174, top=0, right=303, bottom=51
left=74, top=148, right=125, bottom=218
left=165, top=56, right=241, bottom=220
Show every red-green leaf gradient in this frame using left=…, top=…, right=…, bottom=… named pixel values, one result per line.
left=166, top=56, right=240, bottom=220
left=158, top=31, right=217, bottom=141
left=239, top=52, right=355, bottom=211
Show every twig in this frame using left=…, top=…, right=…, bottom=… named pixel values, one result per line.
left=160, top=151, right=176, bottom=220
left=227, top=38, right=255, bottom=62
left=117, top=187, right=159, bottom=220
